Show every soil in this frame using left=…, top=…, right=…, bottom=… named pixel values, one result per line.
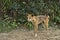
left=0, top=27, right=60, bottom=40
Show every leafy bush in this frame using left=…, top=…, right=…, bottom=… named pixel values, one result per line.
left=0, top=0, right=60, bottom=32
left=0, top=14, right=18, bottom=32
left=25, top=22, right=33, bottom=30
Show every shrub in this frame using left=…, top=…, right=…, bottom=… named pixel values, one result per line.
left=0, top=0, right=60, bottom=32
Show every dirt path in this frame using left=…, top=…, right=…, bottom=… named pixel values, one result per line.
left=0, top=27, right=60, bottom=40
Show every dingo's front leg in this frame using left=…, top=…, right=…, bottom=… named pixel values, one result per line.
left=34, top=24, right=38, bottom=37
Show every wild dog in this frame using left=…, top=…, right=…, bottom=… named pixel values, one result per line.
left=27, top=14, right=49, bottom=37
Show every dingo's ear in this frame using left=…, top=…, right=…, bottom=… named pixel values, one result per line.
left=30, top=13, right=34, bottom=16
left=26, top=13, right=29, bottom=16
left=26, top=13, right=34, bottom=16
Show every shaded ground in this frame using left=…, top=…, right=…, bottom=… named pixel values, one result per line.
left=0, top=27, right=60, bottom=40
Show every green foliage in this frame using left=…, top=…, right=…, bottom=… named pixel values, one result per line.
left=0, top=0, right=60, bottom=32
left=0, top=20, right=17, bottom=32
left=1, top=0, right=12, bottom=11
left=18, top=15, right=27, bottom=24
left=0, top=14, right=18, bottom=32
left=54, top=16, right=60, bottom=23
left=25, top=22, right=33, bottom=30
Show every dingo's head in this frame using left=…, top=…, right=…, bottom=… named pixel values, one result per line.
left=27, top=14, right=33, bottom=22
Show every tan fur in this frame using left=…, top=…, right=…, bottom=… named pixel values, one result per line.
left=27, top=14, right=49, bottom=37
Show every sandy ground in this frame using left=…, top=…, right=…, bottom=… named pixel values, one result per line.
left=0, top=27, right=60, bottom=40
